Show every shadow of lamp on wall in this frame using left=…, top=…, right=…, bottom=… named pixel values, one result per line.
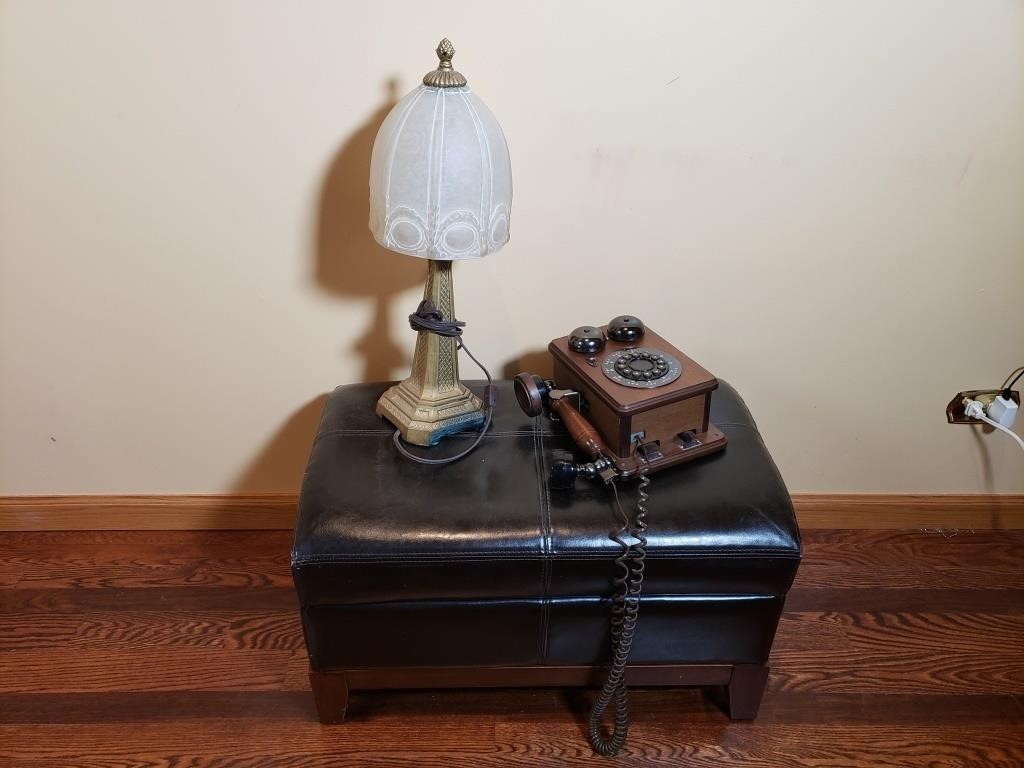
left=232, top=81, right=422, bottom=494
left=231, top=394, right=328, bottom=493
left=315, top=77, right=425, bottom=382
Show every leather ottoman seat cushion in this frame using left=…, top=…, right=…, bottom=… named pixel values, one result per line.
left=291, top=380, right=801, bottom=610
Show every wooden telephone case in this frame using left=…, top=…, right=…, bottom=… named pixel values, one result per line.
left=546, top=321, right=727, bottom=477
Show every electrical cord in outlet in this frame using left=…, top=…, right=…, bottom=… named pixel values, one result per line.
left=987, top=394, right=1018, bottom=429
left=963, top=399, right=1024, bottom=455
left=1002, top=366, right=1024, bottom=401
left=990, top=364, right=1023, bottom=429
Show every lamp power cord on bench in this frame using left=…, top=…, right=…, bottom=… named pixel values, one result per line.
left=390, top=299, right=495, bottom=466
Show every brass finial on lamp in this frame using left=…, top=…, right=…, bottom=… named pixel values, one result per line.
left=368, top=39, right=512, bottom=447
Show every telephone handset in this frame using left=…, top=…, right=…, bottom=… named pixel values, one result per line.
left=514, top=314, right=727, bottom=756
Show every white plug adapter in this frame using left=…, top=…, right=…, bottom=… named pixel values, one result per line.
left=964, top=399, right=986, bottom=420
left=987, top=395, right=1018, bottom=428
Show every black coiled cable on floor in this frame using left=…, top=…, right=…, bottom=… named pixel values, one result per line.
left=588, top=465, right=650, bottom=756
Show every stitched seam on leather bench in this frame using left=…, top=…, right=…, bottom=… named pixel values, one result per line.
left=292, top=551, right=801, bottom=564
left=534, top=415, right=552, bottom=664
left=311, top=422, right=754, bottom=443
left=312, top=428, right=544, bottom=444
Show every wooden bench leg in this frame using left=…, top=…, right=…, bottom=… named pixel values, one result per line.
left=725, top=663, right=769, bottom=720
left=309, top=669, right=349, bottom=724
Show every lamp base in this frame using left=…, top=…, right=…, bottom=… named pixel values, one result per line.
left=376, top=379, right=484, bottom=447
left=376, top=259, right=484, bottom=447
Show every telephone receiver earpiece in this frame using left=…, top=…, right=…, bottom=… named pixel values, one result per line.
left=513, top=372, right=614, bottom=469
left=512, top=373, right=550, bottom=417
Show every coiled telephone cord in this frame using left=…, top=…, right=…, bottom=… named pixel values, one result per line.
left=588, top=468, right=649, bottom=756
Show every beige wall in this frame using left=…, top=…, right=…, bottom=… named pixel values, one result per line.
left=2, top=0, right=1022, bottom=495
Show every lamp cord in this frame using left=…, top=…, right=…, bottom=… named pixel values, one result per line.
left=588, top=451, right=650, bottom=757
left=391, top=300, right=495, bottom=465
left=1001, top=365, right=1024, bottom=399
left=406, top=298, right=466, bottom=338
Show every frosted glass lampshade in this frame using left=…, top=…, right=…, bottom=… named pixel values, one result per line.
left=369, top=84, right=512, bottom=260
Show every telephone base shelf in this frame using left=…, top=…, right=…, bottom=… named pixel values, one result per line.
left=609, top=423, right=728, bottom=478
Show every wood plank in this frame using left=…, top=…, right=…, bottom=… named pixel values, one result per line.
left=751, top=691, right=1024, bottom=726
left=828, top=611, right=1024, bottom=654
left=768, top=611, right=1024, bottom=694
left=2, top=722, right=1021, bottom=768
left=0, top=611, right=304, bottom=651
left=0, top=721, right=498, bottom=765
left=2, top=494, right=1023, bottom=531
left=0, top=649, right=292, bottom=693
left=796, top=530, right=1024, bottom=590
left=800, top=529, right=1024, bottom=567
left=821, top=612, right=1023, bottom=680
left=0, top=554, right=291, bottom=590
left=773, top=612, right=856, bottom=653
left=0, top=494, right=297, bottom=531
left=0, top=611, right=227, bottom=651
left=793, top=494, right=1024, bottom=530
left=794, top=563, right=1024, bottom=590
left=769, top=649, right=1024, bottom=694
left=0, top=530, right=291, bottom=558
left=0, top=586, right=297, bottom=613
left=0, top=691, right=317, bottom=723
left=784, top=587, right=1024, bottom=614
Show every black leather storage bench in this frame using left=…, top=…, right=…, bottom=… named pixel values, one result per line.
left=291, top=380, right=801, bottom=723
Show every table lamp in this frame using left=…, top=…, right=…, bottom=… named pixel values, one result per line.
left=369, top=39, right=512, bottom=448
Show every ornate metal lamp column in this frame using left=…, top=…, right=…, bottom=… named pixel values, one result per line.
left=375, top=260, right=484, bottom=445
left=367, top=39, right=512, bottom=447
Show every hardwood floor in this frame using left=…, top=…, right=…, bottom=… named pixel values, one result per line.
left=1, top=529, right=1022, bottom=767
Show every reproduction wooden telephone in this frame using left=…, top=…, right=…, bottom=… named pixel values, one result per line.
left=513, top=314, right=728, bottom=754
left=514, top=314, right=727, bottom=485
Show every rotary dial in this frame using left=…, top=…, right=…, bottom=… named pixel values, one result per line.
left=602, top=347, right=682, bottom=389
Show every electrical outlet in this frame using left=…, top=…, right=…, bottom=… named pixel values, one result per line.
left=947, top=389, right=1021, bottom=424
